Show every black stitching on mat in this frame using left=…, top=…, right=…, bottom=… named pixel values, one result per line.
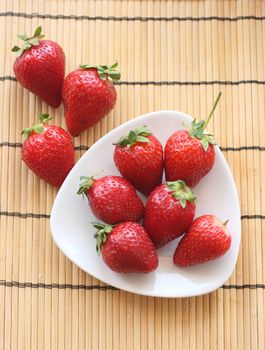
left=0, top=280, right=264, bottom=291
left=0, top=76, right=17, bottom=81
left=0, top=142, right=23, bottom=148
left=1, top=12, right=265, bottom=21
left=2, top=76, right=265, bottom=86
left=115, top=80, right=265, bottom=86
left=0, top=75, right=17, bottom=81
left=0, top=211, right=50, bottom=219
left=0, top=280, right=117, bottom=290
left=221, top=284, right=265, bottom=290
left=74, top=145, right=90, bottom=151
left=241, top=215, right=265, bottom=220
left=220, top=146, right=265, bottom=151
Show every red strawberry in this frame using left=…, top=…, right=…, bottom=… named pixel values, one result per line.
left=77, top=175, right=144, bottom=224
left=165, top=93, right=222, bottom=187
left=113, top=126, right=163, bottom=196
left=144, top=180, right=196, bottom=248
left=92, top=222, right=158, bottom=273
left=12, top=26, right=65, bottom=108
left=62, top=63, right=120, bottom=136
left=21, top=113, right=74, bottom=187
left=173, top=215, right=231, bottom=267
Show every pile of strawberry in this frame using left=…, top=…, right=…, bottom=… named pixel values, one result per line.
left=12, top=27, right=120, bottom=186
left=78, top=91, right=231, bottom=273
left=13, top=27, right=231, bottom=274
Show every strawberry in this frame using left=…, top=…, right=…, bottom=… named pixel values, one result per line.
left=92, top=222, right=158, bottom=273
left=143, top=180, right=196, bottom=248
left=113, top=126, right=163, bottom=196
left=62, top=62, right=120, bottom=136
left=21, top=113, right=74, bottom=187
left=77, top=175, right=144, bottom=224
left=12, top=26, right=65, bottom=108
left=165, top=93, right=222, bottom=187
left=173, top=215, right=231, bottom=267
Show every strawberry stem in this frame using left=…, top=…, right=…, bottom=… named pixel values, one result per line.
left=186, top=92, right=221, bottom=151
left=166, top=180, right=196, bottom=208
left=223, top=219, right=229, bottom=227
left=79, top=61, right=121, bottom=81
left=21, top=113, right=53, bottom=140
left=91, top=222, right=113, bottom=255
left=202, top=92, right=222, bottom=131
left=12, top=26, right=45, bottom=57
left=77, top=176, right=94, bottom=197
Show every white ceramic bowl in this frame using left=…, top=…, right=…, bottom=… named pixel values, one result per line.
left=50, top=110, right=241, bottom=298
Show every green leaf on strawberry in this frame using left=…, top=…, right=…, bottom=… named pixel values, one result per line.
left=21, top=113, right=53, bottom=139
left=77, top=176, right=94, bottom=197
left=185, top=92, right=221, bottom=151
left=80, top=61, right=121, bottom=81
left=12, top=26, right=45, bottom=57
left=34, top=26, right=43, bottom=37
left=166, top=180, right=196, bottom=208
left=17, top=33, right=28, bottom=41
left=91, top=222, right=114, bottom=255
left=113, top=126, right=152, bottom=148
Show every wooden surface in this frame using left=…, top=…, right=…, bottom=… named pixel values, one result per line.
left=0, top=0, right=265, bottom=349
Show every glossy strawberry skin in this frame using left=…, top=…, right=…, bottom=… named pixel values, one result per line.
left=86, top=176, right=144, bottom=224
left=22, top=126, right=74, bottom=187
left=62, top=68, right=117, bottom=136
left=13, top=40, right=65, bottom=108
left=114, top=135, right=163, bottom=196
left=143, top=184, right=196, bottom=248
left=165, top=130, right=215, bottom=187
left=173, top=215, right=231, bottom=267
left=101, top=222, right=158, bottom=273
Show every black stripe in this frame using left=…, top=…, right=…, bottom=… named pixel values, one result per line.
left=0, top=211, right=264, bottom=221
left=0, top=211, right=50, bottom=219
left=1, top=142, right=265, bottom=153
left=222, top=284, right=265, bottom=290
left=220, top=146, right=265, bottom=152
left=0, top=142, right=22, bottom=148
left=241, top=215, right=265, bottom=220
left=0, top=279, right=264, bottom=291
left=116, top=80, right=265, bottom=86
left=0, top=76, right=17, bottom=81
left=2, top=76, right=265, bottom=86
left=0, top=280, right=117, bottom=290
left=1, top=12, right=265, bottom=22
left=74, top=145, right=90, bottom=151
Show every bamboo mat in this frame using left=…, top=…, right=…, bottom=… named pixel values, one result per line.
left=0, top=0, right=264, bottom=349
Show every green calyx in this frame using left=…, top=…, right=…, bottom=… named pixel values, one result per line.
left=21, top=113, right=52, bottom=140
left=79, top=61, right=121, bottom=81
left=12, top=26, right=45, bottom=57
left=113, top=126, right=152, bottom=148
left=166, top=180, right=196, bottom=209
left=186, top=92, right=222, bottom=151
left=91, top=222, right=113, bottom=255
left=77, top=176, right=94, bottom=197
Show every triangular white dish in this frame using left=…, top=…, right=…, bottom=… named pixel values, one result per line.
left=50, top=110, right=241, bottom=297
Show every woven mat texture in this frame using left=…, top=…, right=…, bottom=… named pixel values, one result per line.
left=0, top=1, right=264, bottom=349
